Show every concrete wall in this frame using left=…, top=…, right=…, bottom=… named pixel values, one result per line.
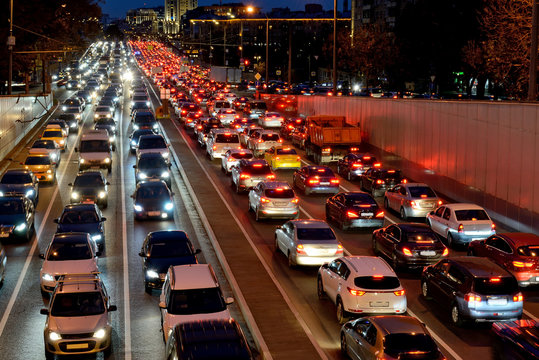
left=0, top=94, right=53, bottom=161
left=299, top=97, right=539, bottom=234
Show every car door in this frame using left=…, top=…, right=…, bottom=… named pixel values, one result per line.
left=426, top=261, right=449, bottom=301
left=429, top=206, right=446, bottom=235
left=484, top=236, right=513, bottom=268
left=323, top=259, right=343, bottom=301
left=329, top=194, right=344, bottom=221
left=380, top=225, right=400, bottom=256
left=276, top=222, right=292, bottom=254
left=294, top=168, right=306, bottom=190
left=362, top=169, right=374, bottom=192
left=346, top=319, right=371, bottom=360
left=386, top=185, right=400, bottom=210
left=249, top=183, right=263, bottom=210
left=439, top=207, right=452, bottom=237
left=357, top=322, right=378, bottom=360
left=438, top=263, right=464, bottom=307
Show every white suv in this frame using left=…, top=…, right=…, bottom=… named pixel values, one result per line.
left=317, top=256, right=407, bottom=323
left=206, top=129, right=241, bottom=160
left=159, top=264, right=234, bottom=343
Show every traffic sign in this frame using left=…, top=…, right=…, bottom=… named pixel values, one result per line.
left=276, top=70, right=281, bottom=76
left=254, top=73, right=261, bottom=81
left=311, top=71, right=316, bottom=77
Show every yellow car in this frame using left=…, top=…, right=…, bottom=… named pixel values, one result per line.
left=41, top=128, right=67, bottom=151
left=264, top=146, right=301, bottom=170
left=22, top=154, right=55, bottom=183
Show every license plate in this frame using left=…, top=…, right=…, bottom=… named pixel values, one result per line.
left=148, top=211, right=160, bottom=216
left=320, top=182, right=330, bottom=186
left=488, top=299, right=507, bottom=306
left=66, top=343, right=89, bottom=350
left=362, top=212, right=374, bottom=217
left=274, top=202, right=288, bottom=207
left=420, top=251, right=436, bottom=256
left=369, top=301, right=389, bottom=307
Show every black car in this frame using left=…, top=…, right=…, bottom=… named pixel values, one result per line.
left=133, top=152, right=171, bottom=187
left=138, top=230, right=200, bottom=292
left=325, top=191, right=384, bottom=230
left=69, top=171, right=110, bottom=208
left=94, top=117, right=117, bottom=135
left=0, top=169, right=39, bottom=204
left=129, top=129, right=155, bottom=153
left=361, top=168, right=405, bottom=197
left=337, top=153, right=380, bottom=181
left=132, top=180, right=174, bottom=220
left=57, top=113, right=79, bottom=132
left=292, top=166, right=340, bottom=195
left=54, top=203, right=106, bottom=250
left=372, top=223, right=448, bottom=270
left=0, top=195, right=35, bottom=241
left=130, top=101, right=152, bottom=116
left=197, top=118, right=224, bottom=147
left=165, top=319, right=253, bottom=360
left=132, top=111, right=158, bottom=132
left=492, top=320, right=539, bottom=360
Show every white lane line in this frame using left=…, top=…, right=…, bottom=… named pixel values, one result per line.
left=0, top=108, right=86, bottom=337
left=119, top=101, right=132, bottom=360
left=167, top=119, right=328, bottom=360
left=524, top=309, right=539, bottom=321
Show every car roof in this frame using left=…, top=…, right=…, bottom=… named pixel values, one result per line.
left=369, top=315, right=426, bottom=335
left=290, top=219, right=330, bottom=228
left=62, top=203, right=99, bottom=212
left=450, top=256, right=510, bottom=277
left=149, top=230, right=189, bottom=243
left=395, top=223, right=432, bottom=232
left=169, top=264, right=218, bottom=290
left=341, top=256, right=395, bottom=276
left=444, top=203, right=485, bottom=211
left=498, top=233, right=539, bottom=248
left=55, top=273, right=102, bottom=294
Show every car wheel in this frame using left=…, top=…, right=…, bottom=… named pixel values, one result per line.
left=392, top=253, right=401, bottom=271
left=340, top=333, right=349, bottom=358
left=144, top=282, right=152, bottom=294
left=317, top=276, right=325, bottom=299
left=44, top=348, right=54, bottom=360
left=447, top=232, right=454, bottom=248
left=421, top=281, right=432, bottom=300
left=384, top=197, right=389, bottom=209
left=235, top=182, right=242, bottom=194
left=467, top=247, right=475, bottom=256
left=103, top=340, right=112, bottom=358
left=451, top=304, right=464, bottom=326
left=255, top=208, right=262, bottom=222
left=287, top=251, right=296, bottom=268
left=336, top=298, right=347, bottom=324
left=400, top=207, right=408, bottom=220
left=274, top=236, right=280, bottom=253
left=305, top=187, right=311, bottom=196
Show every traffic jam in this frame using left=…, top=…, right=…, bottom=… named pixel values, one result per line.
left=0, top=39, right=537, bottom=360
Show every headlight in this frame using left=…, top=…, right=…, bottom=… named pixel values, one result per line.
left=42, top=273, right=55, bottom=282
left=164, top=202, right=173, bottom=211
left=146, top=270, right=159, bottom=279
left=25, top=189, right=35, bottom=197
left=109, top=137, right=115, bottom=143
left=153, top=123, right=159, bottom=129
left=131, top=101, right=135, bottom=107
left=59, top=140, right=65, bottom=145
left=71, top=192, right=79, bottom=200
left=161, top=171, right=169, bottom=178
left=111, top=126, right=116, bottom=132
left=14, top=223, right=26, bottom=232
left=92, top=234, right=102, bottom=242
left=80, top=158, right=85, bottom=164
left=98, top=191, right=106, bottom=199
left=62, top=106, right=67, bottom=111
left=47, top=169, right=52, bottom=174
left=138, top=172, right=147, bottom=180
left=104, top=158, right=111, bottom=164
left=134, top=204, right=143, bottom=212
left=107, top=114, right=111, bottom=118
left=133, top=125, right=139, bottom=130
left=94, top=114, right=99, bottom=118
left=131, top=140, right=136, bottom=146
left=93, top=328, right=106, bottom=339
left=50, top=153, right=57, bottom=161
left=49, top=331, right=61, bottom=341
left=161, top=152, right=169, bottom=158
left=0, top=191, right=3, bottom=196
left=70, top=122, right=77, bottom=128
left=76, top=114, right=81, bottom=119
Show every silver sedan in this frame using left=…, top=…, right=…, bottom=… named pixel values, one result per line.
left=248, top=181, right=299, bottom=221
left=221, top=149, right=254, bottom=175
left=384, top=183, right=441, bottom=220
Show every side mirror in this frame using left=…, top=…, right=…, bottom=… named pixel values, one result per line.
left=138, top=252, right=146, bottom=257
left=225, top=297, right=234, bottom=305
left=101, top=217, right=107, bottom=221
left=74, top=148, right=78, bottom=152
left=132, top=165, right=136, bottom=169
left=39, top=254, right=45, bottom=259
left=429, top=211, right=434, bottom=215
left=68, top=183, right=73, bottom=187
left=40, top=309, right=49, bottom=315
left=321, top=263, right=329, bottom=269
left=158, top=301, right=166, bottom=309
left=194, top=249, right=202, bottom=255
left=106, top=182, right=111, bottom=185
left=53, top=218, right=59, bottom=224
left=276, top=225, right=282, bottom=230
left=108, top=305, right=117, bottom=312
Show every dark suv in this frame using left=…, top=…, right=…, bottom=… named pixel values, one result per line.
left=421, top=257, right=523, bottom=326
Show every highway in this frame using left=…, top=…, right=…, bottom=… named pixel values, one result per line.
left=0, top=68, right=537, bottom=360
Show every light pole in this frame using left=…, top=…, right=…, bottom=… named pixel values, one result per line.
left=265, top=16, right=269, bottom=83
left=529, top=0, right=539, bottom=101
left=333, top=0, right=337, bottom=94
left=8, top=0, right=14, bottom=95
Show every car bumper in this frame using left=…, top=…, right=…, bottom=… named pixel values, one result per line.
left=347, top=218, right=385, bottom=228
left=395, top=255, right=444, bottom=268
left=44, top=332, right=111, bottom=355
left=404, top=206, right=434, bottom=218
left=238, top=178, right=265, bottom=190
left=346, top=298, right=407, bottom=315
left=145, top=274, right=166, bottom=289
left=34, top=173, right=55, bottom=182
left=306, top=185, right=340, bottom=194
left=135, top=210, right=173, bottom=220
left=258, top=206, right=298, bottom=219
left=512, top=272, right=539, bottom=287
left=449, top=231, right=495, bottom=244
left=463, top=306, right=523, bottom=321
left=273, top=161, right=301, bottom=169
left=295, top=254, right=340, bottom=266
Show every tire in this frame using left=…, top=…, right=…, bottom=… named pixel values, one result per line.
left=235, top=183, right=242, bottom=194
left=384, top=197, right=389, bottom=210
left=421, top=280, right=432, bottom=300
left=45, top=348, right=54, bottom=360
left=287, top=251, right=296, bottom=268
left=144, top=282, right=152, bottom=294
left=305, top=187, right=311, bottom=196
left=451, top=304, right=465, bottom=326
left=400, top=207, right=408, bottom=221
left=336, top=298, right=347, bottom=324
left=255, top=208, right=262, bottom=222
left=447, top=232, right=454, bottom=248
left=317, top=276, right=325, bottom=299
left=340, top=333, right=349, bottom=358
left=392, top=253, right=401, bottom=271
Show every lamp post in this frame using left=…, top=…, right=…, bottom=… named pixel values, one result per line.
left=8, top=0, right=14, bottom=95
left=333, top=0, right=337, bottom=94
left=266, top=15, right=269, bottom=83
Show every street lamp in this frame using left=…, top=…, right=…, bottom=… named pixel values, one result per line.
left=333, top=0, right=337, bottom=94
left=266, top=15, right=269, bottom=83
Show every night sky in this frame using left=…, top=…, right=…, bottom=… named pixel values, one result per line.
left=101, top=0, right=338, bottom=19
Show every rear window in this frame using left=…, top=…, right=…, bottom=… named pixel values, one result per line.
left=139, top=137, right=166, bottom=149
left=454, top=209, right=490, bottom=221
left=517, top=245, right=539, bottom=257
left=296, top=228, right=336, bottom=240
left=358, top=156, right=377, bottom=165
left=354, top=276, right=400, bottom=290
left=473, top=277, right=519, bottom=295
left=276, top=148, right=297, bottom=155
left=384, top=333, right=438, bottom=359
left=406, top=231, right=440, bottom=243
left=43, top=130, right=63, bottom=138
left=245, top=164, right=272, bottom=175
left=231, top=152, right=253, bottom=160
left=380, top=170, right=402, bottom=179
left=344, top=193, right=377, bottom=206
left=308, top=167, right=334, bottom=176
left=265, top=189, right=295, bottom=198
left=261, top=134, right=280, bottom=141
left=215, top=134, right=239, bottom=143
left=408, top=186, right=436, bottom=198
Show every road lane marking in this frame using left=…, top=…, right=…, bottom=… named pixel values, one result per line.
left=524, top=309, right=539, bottom=321
left=119, top=98, right=132, bottom=360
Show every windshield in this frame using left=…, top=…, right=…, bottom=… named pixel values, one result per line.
left=455, top=209, right=490, bottom=221
left=245, top=165, right=272, bottom=175
left=215, top=134, right=239, bottom=143
left=95, top=107, right=110, bottom=112
left=0, top=200, right=24, bottom=214
left=43, top=130, right=63, bottom=138
left=138, top=157, right=167, bottom=169
left=79, top=140, right=109, bottom=152
left=384, top=333, right=438, bottom=358
left=25, top=156, right=51, bottom=165
left=354, top=276, right=400, bottom=289
left=47, top=239, right=92, bottom=260
left=51, top=292, right=105, bottom=317
left=296, top=227, right=336, bottom=240
left=133, top=96, right=148, bottom=101
left=168, top=288, right=226, bottom=315
left=308, top=167, right=334, bottom=176
left=138, top=137, right=166, bottom=149
left=276, top=148, right=297, bottom=155
left=473, top=277, right=519, bottom=295
left=136, top=185, right=169, bottom=201
left=60, top=210, right=99, bottom=224
left=265, top=189, right=295, bottom=198
left=149, top=241, right=193, bottom=258
left=74, top=175, right=104, bottom=187
left=1, top=173, right=32, bottom=184
left=408, top=186, right=436, bottom=198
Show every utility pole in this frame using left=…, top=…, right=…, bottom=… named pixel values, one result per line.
left=8, top=0, right=14, bottom=95
left=288, top=24, right=292, bottom=85
left=529, top=0, right=539, bottom=101
left=333, top=0, right=337, bottom=94
left=265, top=16, right=269, bottom=83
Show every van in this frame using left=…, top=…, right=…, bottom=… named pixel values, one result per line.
left=77, top=130, right=112, bottom=172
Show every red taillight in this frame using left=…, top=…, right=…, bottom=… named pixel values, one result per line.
left=442, top=248, right=449, bottom=256
left=375, top=211, right=384, bottom=218
left=212, top=145, right=217, bottom=150
left=465, top=293, right=481, bottom=303
left=394, top=290, right=405, bottom=296
left=296, top=156, right=301, bottom=161
left=402, top=179, right=407, bottom=184
left=347, top=287, right=365, bottom=296
left=260, top=197, right=270, bottom=203
left=491, top=223, right=496, bottom=230
left=288, top=124, right=294, bottom=129
left=458, top=224, right=464, bottom=232
left=330, top=178, right=340, bottom=185
left=438, top=200, right=443, bottom=205
left=278, top=139, right=283, bottom=143
left=376, top=179, right=384, bottom=184
left=296, top=244, right=307, bottom=255
left=266, top=174, right=276, bottom=180
left=291, top=198, right=299, bottom=204
left=258, top=139, right=263, bottom=143
left=352, top=163, right=362, bottom=169
left=228, top=158, right=235, bottom=162
left=275, top=157, right=280, bottom=161
left=347, top=211, right=359, bottom=218
left=513, top=260, right=533, bottom=268
left=240, top=173, right=250, bottom=179
left=402, top=247, right=413, bottom=256
left=308, top=178, right=320, bottom=185
left=197, top=125, right=203, bottom=130
left=373, top=163, right=381, bottom=168
left=513, top=293, right=524, bottom=302
left=490, top=277, right=501, bottom=283
left=182, top=110, right=187, bottom=114
left=336, top=244, right=343, bottom=254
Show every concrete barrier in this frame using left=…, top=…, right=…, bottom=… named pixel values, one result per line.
left=0, top=94, right=53, bottom=161
left=299, top=96, right=539, bottom=234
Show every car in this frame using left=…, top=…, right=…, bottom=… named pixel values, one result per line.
left=426, top=203, right=496, bottom=247
left=290, top=126, right=308, bottom=149
left=280, top=117, right=305, bottom=139
left=247, top=100, right=267, bottom=119
left=230, top=159, right=275, bottom=194
left=292, top=165, right=340, bottom=195
left=94, top=123, right=117, bottom=151
left=66, top=79, right=80, bottom=90
left=384, top=183, right=442, bottom=220
left=159, top=264, right=234, bottom=343
left=205, top=129, right=241, bottom=160
left=39, top=233, right=100, bottom=296
left=216, top=108, right=239, bottom=125
left=196, top=118, right=224, bottom=147
left=248, top=181, right=299, bottom=221
left=41, top=128, right=67, bottom=151
left=47, top=119, right=70, bottom=137
left=54, top=204, right=107, bottom=250
left=247, top=130, right=282, bottom=157
left=69, top=171, right=110, bottom=208
left=275, top=219, right=343, bottom=267
left=94, top=117, right=117, bottom=138
left=130, top=101, right=152, bottom=115
left=77, top=130, right=113, bottom=172
left=259, top=111, right=284, bottom=128
left=22, top=154, right=56, bottom=183
left=209, top=99, right=233, bottom=116
left=138, top=230, right=201, bottom=293
left=61, top=98, right=84, bottom=113
left=93, top=105, right=114, bottom=121
left=337, top=153, right=381, bottom=181
left=263, top=146, right=301, bottom=170
left=133, top=152, right=171, bottom=187
left=360, top=168, right=405, bottom=197
left=421, top=257, right=523, bottom=326
left=234, top=96, right=250, bottom=110
left=468, top=233, right=539, bottom=287
left=0, top=169, right=39, bottom=204
left=136, top=134, right=170, bottom=162
left=57, top=113, right=79, bottom=132
left=131, top=94, right=150, bottom=108
left=40, top=273, right=117, bottom=359
left=340, top=315, right=445, bottom=360
left=132, top=110, right=158, bottom=132
left=62, top=106, right=83, bottom=122
left=325, top=191, right=384, bottom=230
left=230, top=117, right=257, bottom=133
left=165, top=319, right=253, bottom=360
left=318, top=256, right=406, bottom=323
left=128, top=129, right=154, bottom=155
left=491, top=320, right=539, bottom=360
left=183, top=111, right=201, bottom=129
left=372, top=223, right=449, bottom=270
left=239, top=126, right=263, bottom=147
left=132, top=180, right=175, bottom=220
left=220, top=149, right=254, bottom=175
left=178, top=103, right=202, bottom=118
left=0, top=195, right=35, bottom=241
left=29, top=140, right=61, bottom=167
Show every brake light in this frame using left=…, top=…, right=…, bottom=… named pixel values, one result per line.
left=376, top=179, right=384, bottom=184
left=296, top=244, right=307, bottom=255
left=322, top=147, right=331, bottom=153
left=402, top=179, right=407, bottom=184
left=458, top=224, right=464, bottom=232
left=491, top=223, right=496, bottom=230
left=373, top=163, right=381, bottom=168
left=212, top=145, right=217, bottom=150
left=308, top=178, right=320, bottom=185
left=402, top=247, right=413, bottom=256
left=240, top=174, right=250, bottom=179
left=260, top=197, right=270, bottom=203
left=347, top=211, right=359, bottom=218
left=288, top=124, right=294, bottom=129
left=258, top=139, right=263, bottom=143
left=330, top=178, right=340, bottom=185
left=266, top=174, right=276, bottom=180
left=275, top=157, right=280, bottom=161
left=296, top=156, right=301, bottom=161
left=375, top=211, right=384, bottom=218
left=410, top=201, right=419, bottom=208
left=465, top=293, right=481, bottom=303
left=513, top=293, right=524, bottom=302
left=291, top=198, right=299, bottom=204
left=278, top=139, right=283, bottom=143
left=394, top=290, right=405, bottom=296
left=420, top=194, right=427, bottom=198
left=336, top=244, right=343, bottom=254
left=442, top=248, right=449, bottom=256
left=348, top=287, right=365, bottom=296
left=513, top=261, right=533, bottom=268
left=352, top=163, right=362, bottom=169
left=490, top=278, right=501, bottom=283
left=228, top=158, right=235, bottom=162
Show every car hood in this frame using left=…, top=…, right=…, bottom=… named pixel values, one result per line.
left=73, top=186, right=104, bottom=196
left=41, top=259, right=98, bottom=276
left=0, top=214, right=26, bottom=226
left=138, top=168, right=167, bottom=177
left=146, top=256, right=197, bottom=273
left=0, top=184, right=32, bottom=193
left=25, top=165, right=51, bottom=172
left=57, top=223, right=100, bottom=235
left=80, top=153, right=109, bottom=161
left=138, top=198, right=171, bottom=209
left=49, top=314, right=107, bottom=334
